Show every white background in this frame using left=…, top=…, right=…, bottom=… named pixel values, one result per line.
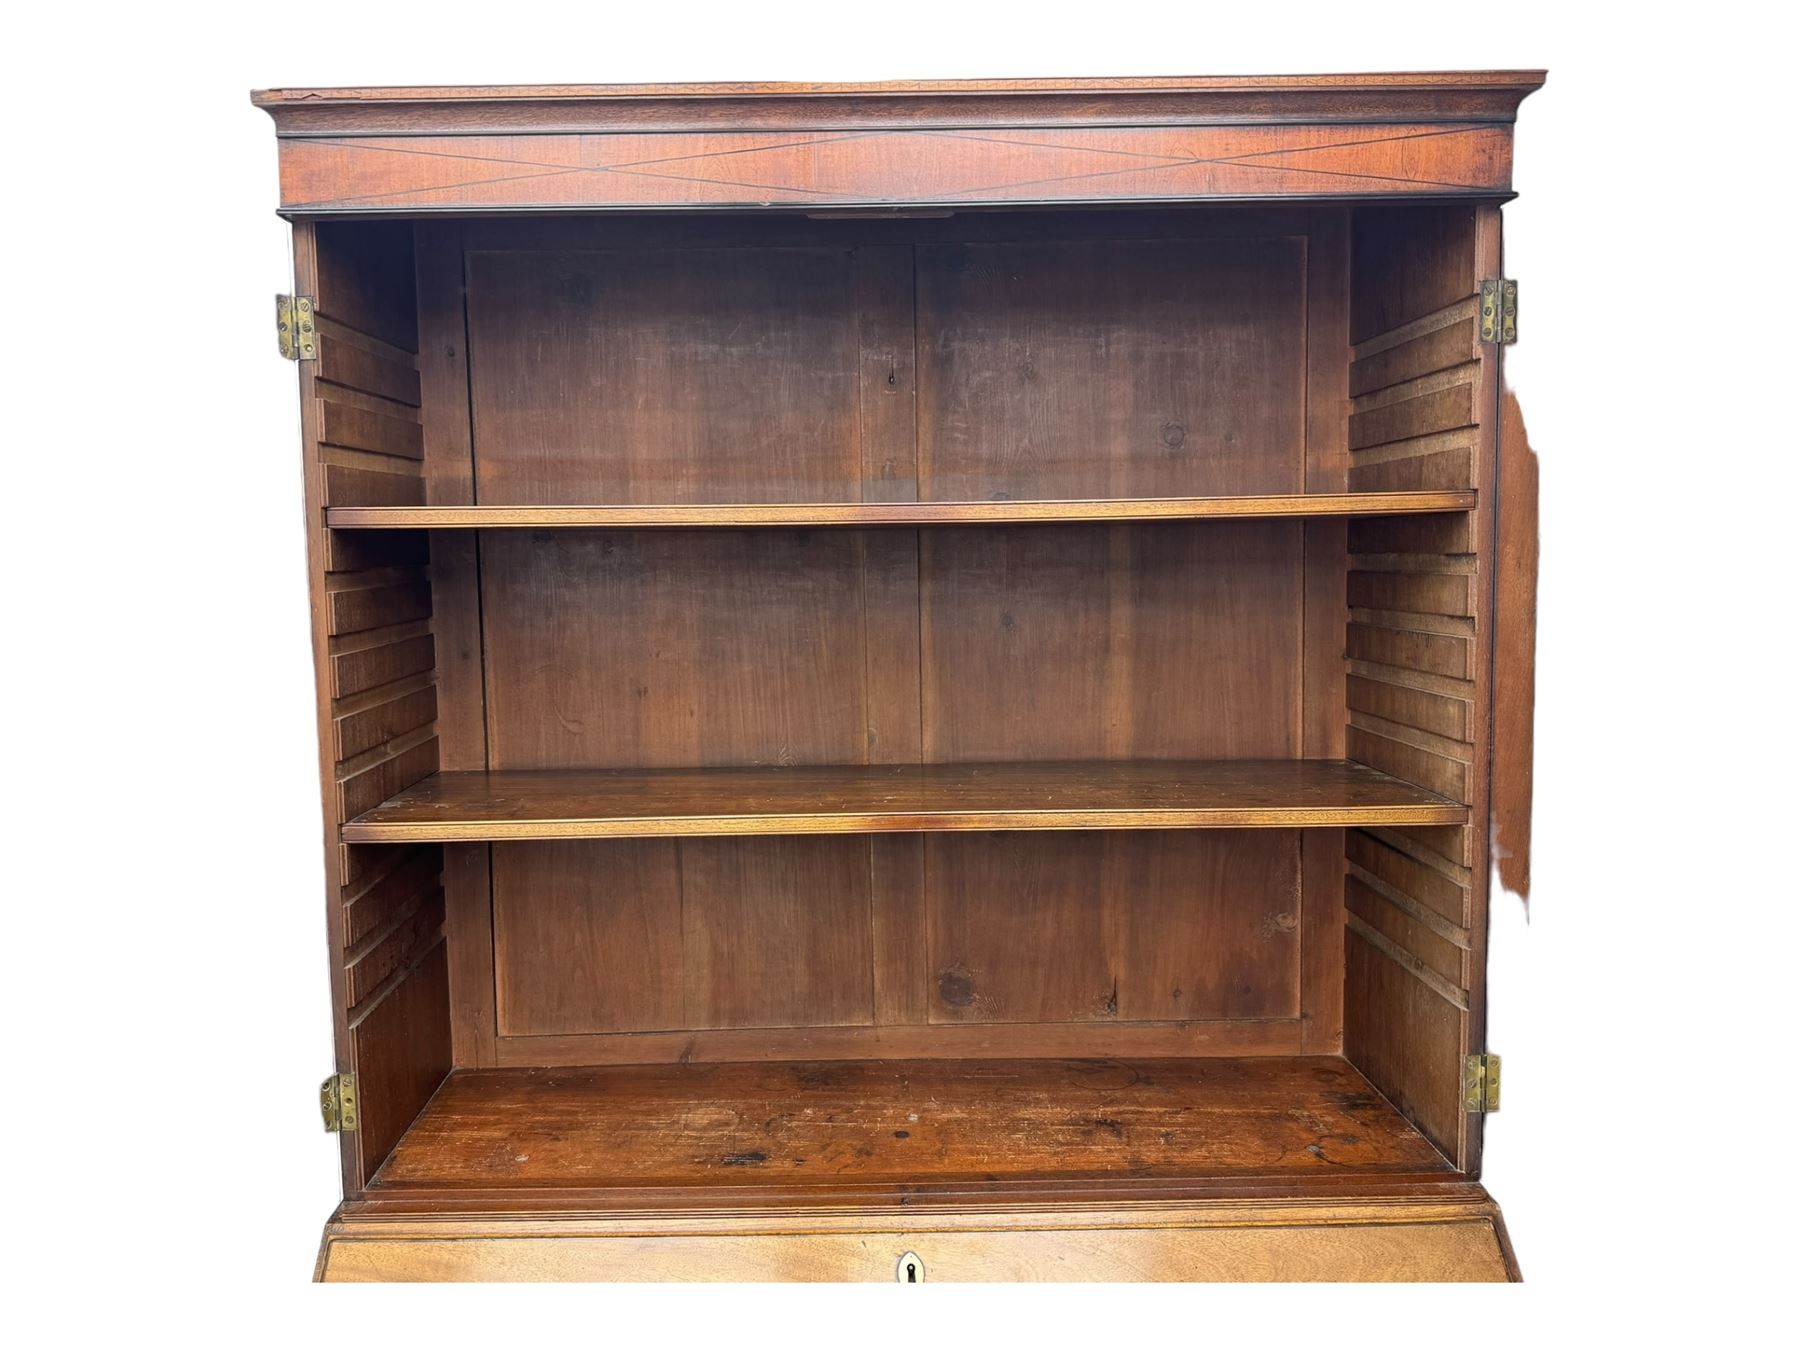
left=5, top=1, right=1793, bottom=1339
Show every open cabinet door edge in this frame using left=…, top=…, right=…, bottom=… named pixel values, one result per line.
left=1492, top=388, right=1538, bottom=904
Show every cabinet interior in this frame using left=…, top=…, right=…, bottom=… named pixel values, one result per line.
left=308, top=203, right=1493, bottom=1206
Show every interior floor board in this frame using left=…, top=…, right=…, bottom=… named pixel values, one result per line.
left=369, top=1057, right=1454, bottom=1190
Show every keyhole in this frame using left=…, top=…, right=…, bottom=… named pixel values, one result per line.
left=896, top=1250, right=924, bottom=1282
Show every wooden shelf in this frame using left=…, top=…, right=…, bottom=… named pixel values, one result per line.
left=341, top=760, right=1465, bottom=843
left=368, top=1057, right=1455, bottom=1193
left=325, top=491, right=1475, bottom=530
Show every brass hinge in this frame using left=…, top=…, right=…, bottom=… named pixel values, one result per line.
left=276, top=293, right=318, bottom=361
left=320, top=1072, right=359, bottom=1132
left=1462, top=1054, right=1502, bottom=1113
left=1479, top=278, right=1518, bottom=345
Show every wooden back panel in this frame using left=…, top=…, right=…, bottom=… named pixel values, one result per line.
left=922, top=522, right=1301, bottom=761
left=298, top=221, right=451, bottom=1186
left=915, top=237, right=1306, bottom=500
left=482, top=827, right=1305, bottom=1063
left=480, top=529, right=882, bottom=769
left=464, top=246, right=889, bottom=505
left=445, top=210, right=1348, bottom=1068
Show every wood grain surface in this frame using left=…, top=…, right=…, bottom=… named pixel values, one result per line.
left=316, top=1179, right=1518, bottom=1281
left=464, top=246, right=870, bottom=504
left=1342, top=204, right=1499, bottom=1170
left=340, top=760, right=1467, bottom=842
left=324, top=491, right=1475, bottom=529
left=271, top=124, right=1518, bottom=215
left=369, top=1057, right=1453, bottom=1190
left=252, top=76, right=1545, bottom=221
left=920, top=523, right=1302, bottom=761
left=255, top=72, right=1547, bottom=137
left=320, top=1217, right=1514, bottom=1282
left=1492, top=390, right=1537, bottom=900
left=295, top=222, right=452, bottom=1190
left=916, top=237, right=1305, bottom=498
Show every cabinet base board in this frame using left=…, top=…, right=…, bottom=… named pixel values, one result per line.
left=316, top=1188, right=1518, bottom=1282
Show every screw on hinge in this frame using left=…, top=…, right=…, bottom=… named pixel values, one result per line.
left=277, top=293, right=318, bottom=361
left=1479, top=279, right=1518, bottom=345
left=1462, top=1054, right=1501, bottom=1112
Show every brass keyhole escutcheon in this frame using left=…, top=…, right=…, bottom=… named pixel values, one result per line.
left=897, top=1251, right=924, bottom=1283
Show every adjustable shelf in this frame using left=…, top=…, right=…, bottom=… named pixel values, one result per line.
left=325, top=490, right=1476, bottom=530
left=341, top=759, right=1467, bottom=843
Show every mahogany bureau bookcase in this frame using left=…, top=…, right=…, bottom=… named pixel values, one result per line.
left=253, top=72, right=1543, bottom=1282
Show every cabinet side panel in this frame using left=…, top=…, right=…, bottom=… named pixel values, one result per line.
left=1342, top=205, right=1491, bottom=1164
left=351, top=943, right=452, bottom=1174
left=299, top=221, right=453, bottom=1186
